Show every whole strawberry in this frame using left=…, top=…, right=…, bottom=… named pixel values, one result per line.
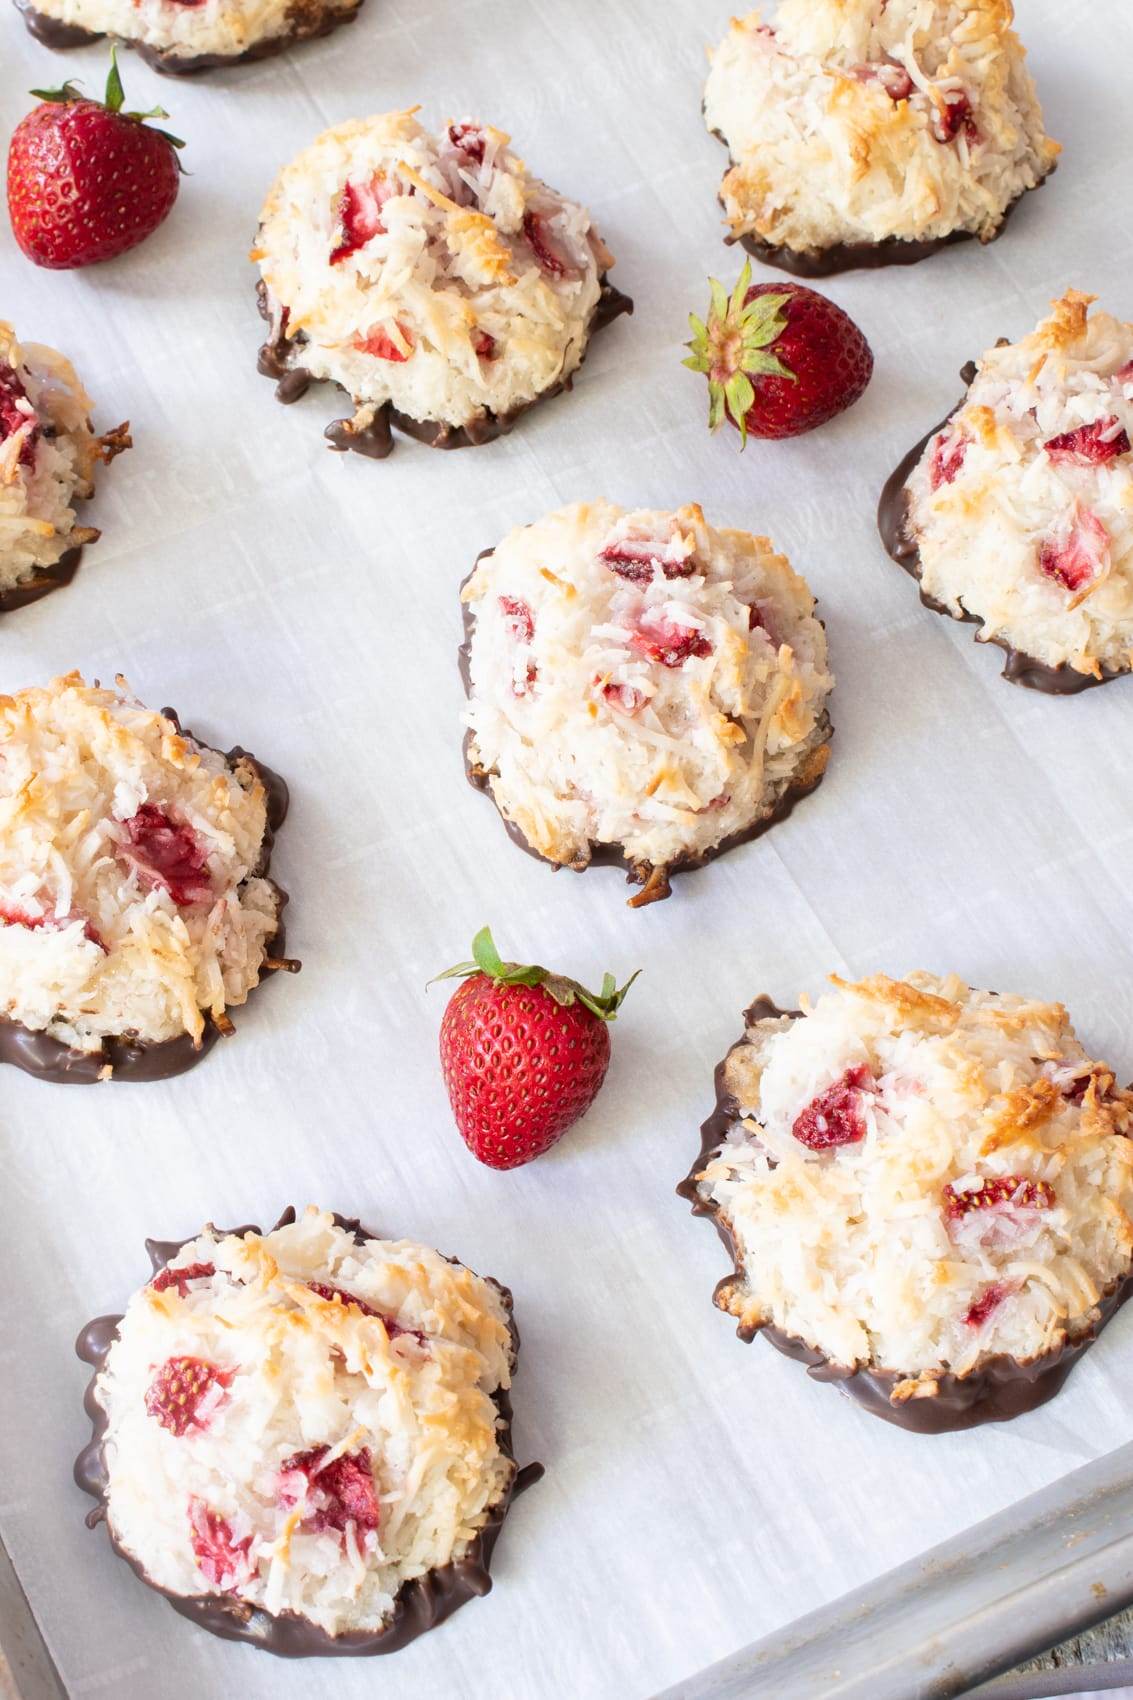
left=7, top=49, right=183, bottom=270
left=435, top=927, right=638, bottom=1170
left=684, top=261, right=873, bottom=442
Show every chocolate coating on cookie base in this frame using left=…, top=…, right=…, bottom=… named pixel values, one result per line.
left=0, top=711, right=295, bottom=1084
left=14, top=0, right=363, bottom=74
left=75, top=1209, right=543, bottom=1658
left=677, top=998, right=1133, bottom=1433
left=709, top=124, right=1052, bottom=276
left=256, top=278, right=633, bottom=460
left=878, top=361, right=1125, bottom=695
left=0, top=543, right=84, bottom=617
left=458, top=556, right=831, bottom=907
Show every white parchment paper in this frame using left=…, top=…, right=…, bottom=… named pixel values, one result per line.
left=2, top=2, right=1133, bottom=1695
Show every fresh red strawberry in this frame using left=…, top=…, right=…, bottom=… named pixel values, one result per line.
left=1038, top=506, right=1110, bottom=598
left=434, top=927, right=637, bottom=1170
left=792, top=1065, right=875, bottom=1150
left=1043, top=417, right=1131, bottom=466
left=117, top=804, right=212, bottom=906
left=151, top=1261, right=215, bottom=1296
left=7, top=50, right=183, bottom=270
left=306, top=1280, right=425, bottom=1344
left=944, top=1176, right=1055, bottom=1219
left=278, top=1446, right=380, bottom=1536
left=145, top=1356, right=231, bottom=1436
left=685, top=262, right=873, bottom=443
left=187, top=1498, right=253, bottom=1590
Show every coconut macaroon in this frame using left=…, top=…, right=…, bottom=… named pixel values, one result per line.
left=0, top=323, right=128, bottom=613
left=0, top=675, right=296, bottom=1082
left=253, top=108, right=631, bottom=458
left=881, top=291, right=1133, bottom=692
left=75, top=1207, right=540, bottom=1654
left=704, top=0, right=1058, bottom=275
left=461, top=501, right=833, bottom=907
left=15, top=0, right=362, bottom=74
left=680, top=973, right=1133, bottom=1432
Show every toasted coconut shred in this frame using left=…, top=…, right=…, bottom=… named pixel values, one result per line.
left=0, top=676, right=281, bottom=1053
left=94, top=1209, right=517, bottom=1637
left=254, top=109, right=612, bottom=432
left=705, top=0, right=1059, bottom=254
left=462, top=501, right=833, bottom=877
left=904, top=291, right=1133, bottom=678
left=694, top=974, right=1133, bottom=1396
left=23, top=0, right=357, bottom=63
left=0, top=324, right=112, bottom=596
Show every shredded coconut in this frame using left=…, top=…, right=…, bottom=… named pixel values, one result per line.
left=462, top=501, right=833, bottom=876
left=693, top=973, right=1133, bottom=1390
left=0, top=324, right=112, bottom=597
left=254, top=109, right=614, bottom=431
left=705, top=0, right=1058, bottom=256
left=93, top=1208, right=517, bottom=1638
left=903, top=290, right=1133, bottom=678
left=0, top=675, right=282, bottom=1052
left=22, top=0, right=359, bottom=64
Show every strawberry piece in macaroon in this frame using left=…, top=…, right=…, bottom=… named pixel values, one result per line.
left=1038, top=506, right=1110, bottom=600
left=330, top=175, right=397, bottom=264
left=187, top=1500, right=254, bottom=1590
left=145, top=1357, right=232, bottom=1437
left=1043, top=417, right=1131, bottom=466
left=117, top=804, right=213, bottom=907
left=791, top=1065, right=875, bottom=1151
left=278, top=1446, right=381, bottom=1539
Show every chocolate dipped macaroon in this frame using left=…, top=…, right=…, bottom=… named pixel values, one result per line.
left=880, top=291, right=1133, bottom=692
left=0, top=675, right=296, bottom=1081
left=680, top=973, right=1133, bottom=1432
left=0, top=323, right=128, bottom=613
left=14, top=0, right=363, bottom=75
left=704, top=0, right=1058, bottom=277
left=254, top=108, right=631, bottom=459
left=460, top=501, right=833, bottom=907
left=75, top=1206, right=542, bottom=1656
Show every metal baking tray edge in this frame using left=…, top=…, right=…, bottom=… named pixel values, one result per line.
left=4, top=1441, right=1133, bottom=1699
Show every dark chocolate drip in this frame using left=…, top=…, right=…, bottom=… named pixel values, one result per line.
left=0, top=542, right=85, bottom=616
left=707, top=123, right=1054, bottom=277
left=0, top=710, right=295, bottom=1085
left=257, top=277, right=633, bottom=461
left=877, top=364, right=1125, bottom=695
left=457, top=554, right=832, bottom=906
left=73, top=1213, right=542, bottom=1659
left=14, top=0, right=363, bottom=74
left=678, top=999, right=1133, bottom=1433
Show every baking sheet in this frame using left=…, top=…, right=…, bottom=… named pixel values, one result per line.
left=2, top=1, right=1133, bottom=1695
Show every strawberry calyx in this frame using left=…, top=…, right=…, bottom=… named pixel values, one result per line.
left=31, top=47, right=186, bottom=162
left=683, top=260, right=794, bottom=447
left=432, top=926, right=638, bottom=1022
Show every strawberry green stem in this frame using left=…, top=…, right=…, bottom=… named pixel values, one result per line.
left=431, top=926, right=639, bottom=1021
left=682, top=260, right=795, bottom=448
